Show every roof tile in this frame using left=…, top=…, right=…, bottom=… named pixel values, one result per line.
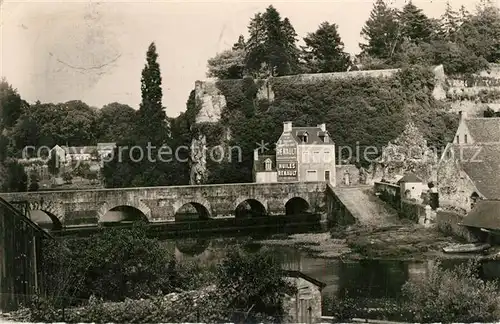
left=449, top=143, right=500, bottom=199
left=465, top=118, right=500, bottom=143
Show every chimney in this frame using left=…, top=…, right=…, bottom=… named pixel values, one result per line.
left=317, top=123, right=326, bottom=132
left=254, top=149, right=258, bottom=161
left=283, top=121, right=292, bottom=133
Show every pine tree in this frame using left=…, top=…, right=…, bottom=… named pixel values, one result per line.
left=359, top=0, right=400, bottom=59
left=136, top=42, right=168, bottom=145
left=399, top=1, right=435, bottom=45
left=245, top=6, right=300, bottom=77
left=439, top=1, right=460, bottom=41
left=232, top=35, right=246, bottom=50
left=302, top=22, right=351, bottom=73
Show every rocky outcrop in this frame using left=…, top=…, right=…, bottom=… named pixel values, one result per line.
left=189, top=132, right=207, bottom=185
left=370, top=122, right=438, bottom=184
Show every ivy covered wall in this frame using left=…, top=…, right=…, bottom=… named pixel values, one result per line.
left=191, top=65, right=460, bottom=184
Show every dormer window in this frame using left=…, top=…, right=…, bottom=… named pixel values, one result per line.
left=302, top=134, right=308, bottom=143
left=319, top=131, right=329, bottom=143
left=264, top=158, right=272, bottom=171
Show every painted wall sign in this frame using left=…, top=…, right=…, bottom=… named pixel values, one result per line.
left=276, top=133, right=297, bottom=160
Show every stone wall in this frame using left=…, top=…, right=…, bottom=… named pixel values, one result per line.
left=374, top=181, right=401, bottom=211
left=436, top=149, right=477, bottom=213
left=400, top=200, right=427, bottom=223
left=335, top=164, right=360, bottom=187
left=325, top=184, right=356, bottom=226
left=284, top=276, right=323, bottom=323
left=436, top=210, right=478, bottom=242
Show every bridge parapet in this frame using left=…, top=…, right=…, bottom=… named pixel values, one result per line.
left=0, top=182, right=327, bottom=228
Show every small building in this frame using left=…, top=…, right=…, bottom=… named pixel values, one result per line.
left=97, top=142, right=117, bottom=160
left=460, top=200, right=500, bottom=244
left=253, top=150, right=277, bottom=183
left=64, top=146, right=95, bottom=162
left=398, top=173, right=424, bottom=200
left=275, top=121, right=336, bottom=185
left=437, top=112, right=500, bottom=211
left=336, top=164, right=360, bottom=187
left=283, top=270, right=326, bottom=324
left=50, top=145, right=67, bottom=164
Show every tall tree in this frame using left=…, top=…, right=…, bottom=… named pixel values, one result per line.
left=206, top=49, right=246, bottom=79
left=136, top=42, right=168, bottom=145
left=439, top=1, right=460, bottom=41
left=456, top=0, right=500, bottom=63
left=232, top=35, right=246, bottom=50
left=359, top=0, right=400, bottom=59
left=302, top=21, right=351, bottom=73
left=96, top=102, right=136, bottom=143
left=0, top=79, right=23, bottom=129
left=398, top=1, right=435, bottom=45
left=245, top=5, right=300, bottom=77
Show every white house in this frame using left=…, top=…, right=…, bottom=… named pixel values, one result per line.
left=398, top=173, right=425, bottom=200
left=97, top=143, right=116, bottom=160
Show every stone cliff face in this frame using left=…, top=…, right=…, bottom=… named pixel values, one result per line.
left=189, top=64, right=500, bottom=183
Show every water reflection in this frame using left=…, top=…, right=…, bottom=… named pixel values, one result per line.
left=168, top=236, right=500, bottom=317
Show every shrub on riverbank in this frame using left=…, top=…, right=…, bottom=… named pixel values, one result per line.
left=26, top=230, right=294, bottom=323
left=401, top=259, right=500, bottom=323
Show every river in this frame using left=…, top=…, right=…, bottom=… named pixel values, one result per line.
left=161, top=233, right=500, bottom=316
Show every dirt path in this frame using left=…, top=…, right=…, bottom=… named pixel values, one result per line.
left=333, top=187, right=400, bottom=226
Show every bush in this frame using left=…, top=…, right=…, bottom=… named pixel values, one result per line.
left=39, top=224, right=195, bottom=304
left=215, top=247, right=297, bottom=323
left=401, top=259, right=500, bottom=323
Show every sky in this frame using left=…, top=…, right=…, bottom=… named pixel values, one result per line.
left=0, top=0, right=489, bottom=117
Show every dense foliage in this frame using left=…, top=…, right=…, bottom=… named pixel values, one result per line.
left=203, top=65, right=458, bottom=182
left=401, top=259, right=500, bottom=323
left=26, top=227, right=294, bottom=323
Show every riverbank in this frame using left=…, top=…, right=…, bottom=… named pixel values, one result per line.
left=260, top=222, right=500, bottom=261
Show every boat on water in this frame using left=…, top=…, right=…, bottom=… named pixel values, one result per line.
left=442, top=243, right=491, bottom=253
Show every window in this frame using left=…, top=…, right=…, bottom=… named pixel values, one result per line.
left=323, top=151, right=331, bottom=163
left=313, top=151, right=320, bottom=162
left=302, top=151, right=309, bottom=163
left=464, top=134, right=468, bottom=144
left=306, top=170, right=317, bottom=181
left=456, top=135, right=460, bottom=144
left=264, top=158, right=272, bottom=171
left=302, top=134, right=308, bottom=143
left=325, top=170, right=330, bottom=181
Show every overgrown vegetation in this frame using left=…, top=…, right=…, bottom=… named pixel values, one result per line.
left=19, top=225, right=294, bottom=323
left=322, top=259, right=500, bottom=323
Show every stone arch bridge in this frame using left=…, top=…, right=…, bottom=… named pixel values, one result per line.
left=0, top=182, right=328, bottom=230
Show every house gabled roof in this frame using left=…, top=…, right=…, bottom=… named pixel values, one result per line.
left=461, top=200, right=500, bottom=230
left=290, top=126, right=334, bottom=145
left=97, top=142, right=117, bottom=150
left=282, top=270, right=327, bottom=290
left=63, top=146, right=96, bottom=154
left=447, top=143, right=500, bottom=199
left=464, top=118, right=500, bottom=143
left=397, top=173, right=423, bottom=184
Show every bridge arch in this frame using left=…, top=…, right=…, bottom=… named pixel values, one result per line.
left=285, top=197, right=311, bottom=215
left=29, top=210, right=63, bottom=231
left=234, top=198, right=267, bottom=218
left=28, top=200, right=64, bottom=230
left=174, top=201, right=212, bottom=221
left=100, top=205, right=149, bottom=224
left=97, top=201, right=152, bottom=223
